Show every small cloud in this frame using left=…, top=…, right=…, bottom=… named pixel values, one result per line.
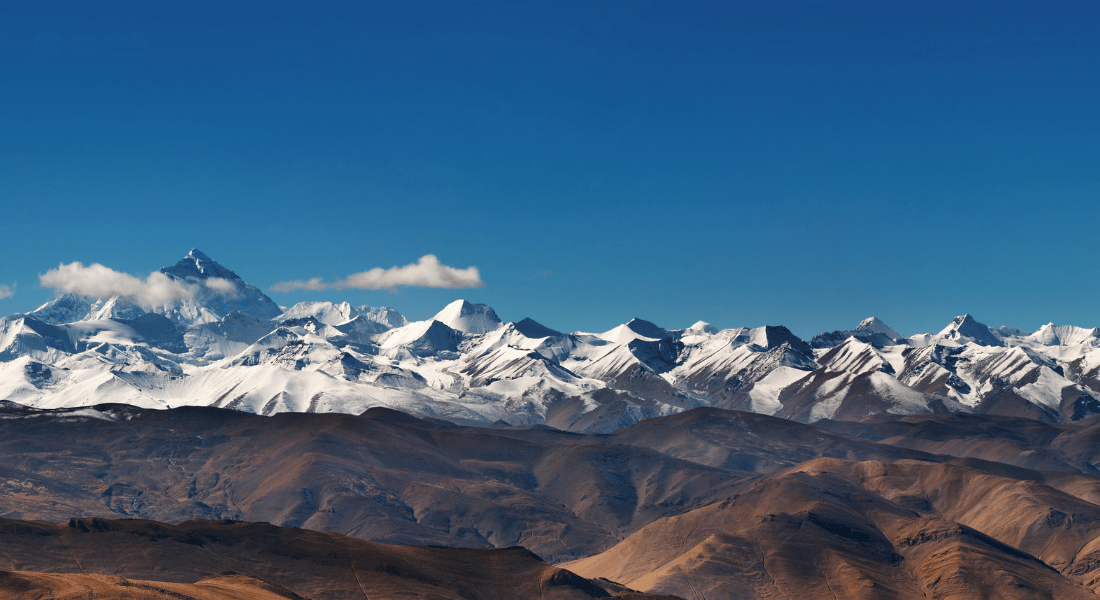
left=530, top=270, right=554, bottom=280
left=40, top=262, right=196, bottom=309
left=272, top=255, right=484, bottom=293
left=0, top=284, right=14, bottom=299
left=204, top=277, right=240, bottom=297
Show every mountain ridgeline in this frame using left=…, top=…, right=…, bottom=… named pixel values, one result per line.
left=3, top=250, right=1100, bottom=429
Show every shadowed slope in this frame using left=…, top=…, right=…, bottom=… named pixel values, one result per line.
left=0, top=403, right=753, bottom=562
left=610, top=407, right=938, bottom=472
left=817, top=412, right=1100, bottom=505
left=566, top=459, right=1100, bottom=599
left=818, top=412, right=1089, bottom=472
left=0, top=517, right=673, bottom=600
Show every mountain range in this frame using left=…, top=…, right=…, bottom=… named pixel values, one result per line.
left=4, top=249, right=1100, bottom=431
left=10, top=250, right=1100, bottom=598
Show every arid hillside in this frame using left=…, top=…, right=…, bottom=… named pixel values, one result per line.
left=0, top=517, right=672, bottom=600
left=8, top=402, right=1100, bottom=598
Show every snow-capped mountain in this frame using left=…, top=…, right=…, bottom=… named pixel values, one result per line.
left=811, top=316, right=905, bottom=349
left=30, top=249, right=281, bottom=326
left=431, top=299, right=502, bottom=335
left=5, top=250, right=1100, bottom=430
left=933, top=313, right=1005, bottom=347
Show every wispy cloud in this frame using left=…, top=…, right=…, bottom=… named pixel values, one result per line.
left=40, top=263, right=242, bottom=308
left=0, top=284, right=14, bottom=300
left=271, top=255, right=485, bottom=293
left=40, top=262, right=197, bottom=309
left=204, top=276, right=240, bottom=297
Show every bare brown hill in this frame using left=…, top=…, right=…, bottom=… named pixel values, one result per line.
left=836, top=411, right=1100, bottom=477
left=0, top=402, right=758, bottom=562
left=12, top=402, right=1100, bottom=598
left=0, top=517, right=673, bottom=600
left=818, top=412, right=1093, bottom=472
left=816, top=412, right=1100, bottom=506
left=0, top=571, right=305, bottom=600
left=610, top=407, right=937, bottom=471
left=566, top=457, right=1100, bottom=599
left=8, top=402, right=1100, bottom=561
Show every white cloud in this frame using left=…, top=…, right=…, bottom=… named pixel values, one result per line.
left=0, top=284, right=13, bottom=300
left=40, top=262, right=196, bottom=309
left=204, top=277, right=240, bottom=297
left=271, top=255, right=485, bottom=293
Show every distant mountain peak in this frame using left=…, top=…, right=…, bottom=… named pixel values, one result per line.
left=625, top=318, right=668, bottom=338
left=686, top=320, right=719, bottom=335
left=432, top=299, right=502, bottom=335
left=161, top=249, right=243, bottom=282
left=1028, top=323, right=1100, bottom=347
left=810, top=317, right=902, bottom=350
left=147, top=250, right=282, bottom=323
left=854, top=317, right=902, bottom=341
left=513, top=317, right=563, bottom=339
left=938, top=314, right=1003, bottom=347
left=600, top=318, right=670, bottom=344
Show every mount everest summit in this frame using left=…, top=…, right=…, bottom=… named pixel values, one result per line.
left=3, top=249, right=1100, bottom=431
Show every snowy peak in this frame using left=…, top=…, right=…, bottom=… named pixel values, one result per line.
left=1028, top=323, right=1100, bottom=347
left=161, top=249, right=242, bottom=282
left=748, top=326, right=813, bottom=355
left=818, top=337, right=893, bottom=376
left=810, top=317, right=903, bottom=349
left=601, top=318, right=670, bottom=344
left=624, top=318, right=669, bottom=340
left=276, top=301, right=355, bottom=326
left=513, top=318, right=563, bottom=340
left=431, top=300, right=502, bottom=335
left=379, top=319, right=463, bottom=357
left=157, top=250, right=283, bottom=323
left=685, top=320, right=719, bottom=335
left=938, top=314, right=1003, bottom=347
left=29, top=250, right=282, bottom=326
left=27, top=294, right=92, bottom=324
left=713, top=325, right=812, bottom=355
left=30, top=293, right=144, bottom=325
left=356, top=306, right=407, bottom=330
left=854, top=317, right=902, bottom=341
left=274, top=301, right=405, bottom=331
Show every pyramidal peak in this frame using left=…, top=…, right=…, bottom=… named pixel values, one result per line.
left=854, top=317, right=902, bottom=340
left=513, top=317, right=563, bottom=339
left=154, top=249, right=282, bottom=322
left=938, top=314, right=1003, bottom=347
left=945, top=314, right=986, bottom=333
left=161, top=249, right=241, bottom=282
left=939, top=314, right=972, bottom=333
left=601, top=318, right=670, bottom=344
left=625, top=318, right=669, bottom=339
left=431, top=299, right=502, bottom=335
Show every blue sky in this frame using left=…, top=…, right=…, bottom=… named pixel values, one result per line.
left=2, top=1, right=1098, bottom=338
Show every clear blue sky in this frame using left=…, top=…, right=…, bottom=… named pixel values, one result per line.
left=2, top=1, right=1098, bottom=338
